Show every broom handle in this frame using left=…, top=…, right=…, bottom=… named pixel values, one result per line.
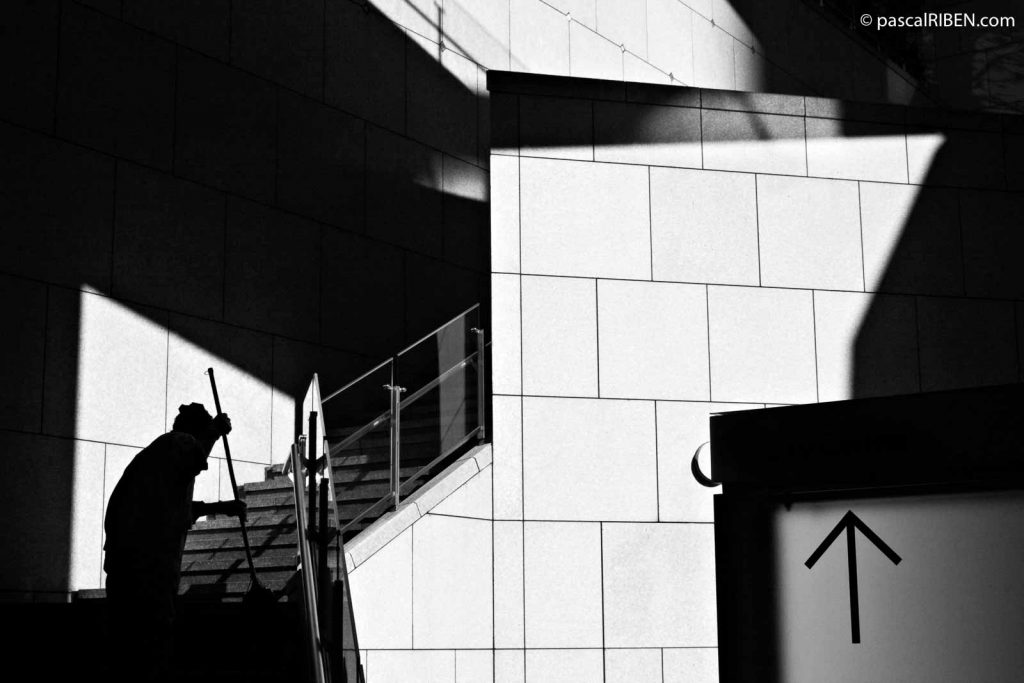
left=207, top=367, right=260, bottom=585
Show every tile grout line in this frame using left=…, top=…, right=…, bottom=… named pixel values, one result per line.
left=754, top=174, right=761, bottom=286
left=705, top=285, right=713, bottom=401
left=595, top=279, right=601, bottom=397
left=811, top=291, right=820, bottom=402
left=857, top=182, right=866, bottom=292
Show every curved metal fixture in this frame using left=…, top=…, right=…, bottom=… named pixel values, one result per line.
left=690, top=441, right=720, bottom=488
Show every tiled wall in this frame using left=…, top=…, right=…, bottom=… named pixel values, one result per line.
left=486, top=73, right=1024, bottom=681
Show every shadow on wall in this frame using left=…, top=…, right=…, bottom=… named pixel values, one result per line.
left=0, top=0, right=488, bottom=596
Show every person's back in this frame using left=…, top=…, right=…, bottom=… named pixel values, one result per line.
left=104, top=403, right=242, bottom=682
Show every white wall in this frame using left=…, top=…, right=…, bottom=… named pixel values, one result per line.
left=486, top=76, right=1023, bottom=681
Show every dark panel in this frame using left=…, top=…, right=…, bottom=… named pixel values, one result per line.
left=277, top=90, right=365, bottom=230
left=0, top=123, right=115, bottom=290
left=175, top=50, right=276, bottom=202
left=112, top=163, right=226, bottom=319
left=231, top=0, right=324, bottom=99
left=57, top=4, right=176, bottom=170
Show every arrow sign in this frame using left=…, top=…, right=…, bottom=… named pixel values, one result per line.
left=805, top=510, right=902, bottom=644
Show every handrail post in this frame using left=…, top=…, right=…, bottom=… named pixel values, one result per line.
left=471, top=327, right=486, bottom=441
left=385, top=366, right=406, bottom=510
left=308, top=411, right=319, bottom=547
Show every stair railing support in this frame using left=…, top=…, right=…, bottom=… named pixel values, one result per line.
left=308, top=411, right=319, bottom=545
left=384, top=376, right=406, bottom=510
left=471, top=327, right=486, bottom=441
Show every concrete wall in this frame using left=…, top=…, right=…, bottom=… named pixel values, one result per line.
left=485, top=72, right=1024, bottom=681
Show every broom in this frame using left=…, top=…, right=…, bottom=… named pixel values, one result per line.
left=206, top=367, right=277, bottom=604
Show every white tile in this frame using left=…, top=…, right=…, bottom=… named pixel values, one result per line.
left=647, top=0, right=693, bottom=84
left=409, top=454, right=482, bottom=515
left=523, top=397, right=657, bottom=521
left=708, top=286, right=817, bottom=404
left=492, top=274, right=522, bottom=396
left=860, top=182, right=963, bottom=296
left=367, top=650, right=455, bottom=683
left=712, top=0, right=756, bottom=45
left=520, top=158, right=651, bottom=279
left=702, top=110, right=806, bottom=176
left=603, top=523, right=717, bottom=647
left=491, top=156, right=520, bottom=273
left=166, top=315, right=273, bottom=464
left=415, top=516, right=495, bottom=651
left=624, top=53, right=671, bottom=84
left=813, top=290, right=919, bottom=402
left=663, top=648, right=719, bottom=683
left=525, top=649, right=603, bottom=683
left=458, top=650, right=494, bottom=683
left=733, top=38, right=767, bottom=91
left=757, top=175, right=863, bottom=291
left=570, top=21, right=623, bottom=80
left=495, top=649, right=526, bottom=683
left=683, top=0, right=712, bottom=19
left=595, top=0, right=647, bottom=57
left=545, top=0, right=596, bottom=27
left=191, top=455, right=220, bottom=505
left=349, top=530, right=413, bottom=649
left=510, top=0, right=570, bottom=76
left=521, top=276, right=597, bottom=397
left=492, top=395, right=523, bottom=519
left=692, top=17, right=734, bottom=89
left=806, top=118, right=908, bottom=183
left=904, top=130, right=946, bottom=185
left=594, top=102, right=701, bottom=167
left=414, top=515, right=493, bottom=648
left=69, top=439, right=106, bottom=590
left=655, top=401, right=760, bottom=522
left=443, top=0, right=511, bottom=69
left=373, top=0, right=438, bottom=38
left=605, top=649, right=663, bottom=683
left=650, top=167, right=759, bottom=285
left=494, top=521, right=525, bottom=648
left=598, top=280, right=710, bottom=400
left=524, top=522, right=603, bottom=647
left=431, top=465, right=492, bottom=518
left=44, top=289, right=168, bottom=447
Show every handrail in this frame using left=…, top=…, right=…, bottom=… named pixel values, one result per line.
left=321, top=357, right=393, bottom=405
left=394, top=302, right=480, bottom=357
left=290, top=440, right=330, bottom=683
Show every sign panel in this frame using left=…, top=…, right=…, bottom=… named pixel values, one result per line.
left=771, top=490, right=1024, bottom=682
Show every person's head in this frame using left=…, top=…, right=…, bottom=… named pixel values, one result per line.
left=173, top=403, right=214, bottom=439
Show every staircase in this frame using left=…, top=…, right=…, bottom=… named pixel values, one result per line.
left=178, top=305, right=486, bottom=599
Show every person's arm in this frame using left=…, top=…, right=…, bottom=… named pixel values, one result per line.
left=191, top=499, right=247, bottom=522
left=196, top=413, right=232, bottom=457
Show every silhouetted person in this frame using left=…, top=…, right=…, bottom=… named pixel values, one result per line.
left=103, top=402, right=246, bottom=683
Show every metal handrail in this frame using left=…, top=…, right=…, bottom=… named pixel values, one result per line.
left=321, top=357, right=393, bottom=405
left=394, top=302, right=480, bottom=358
left=291, top=440, right=329, bottom=683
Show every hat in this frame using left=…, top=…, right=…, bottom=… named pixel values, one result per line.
left=173, top=402, right=213, bottom=436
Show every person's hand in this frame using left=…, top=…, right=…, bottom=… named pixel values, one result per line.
left=210, top=413, right=232, bottom=438
left=219, top=500, right=247, bottom=519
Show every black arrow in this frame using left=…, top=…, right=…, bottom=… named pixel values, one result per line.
left=805, top=510, right=901, bottom=644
